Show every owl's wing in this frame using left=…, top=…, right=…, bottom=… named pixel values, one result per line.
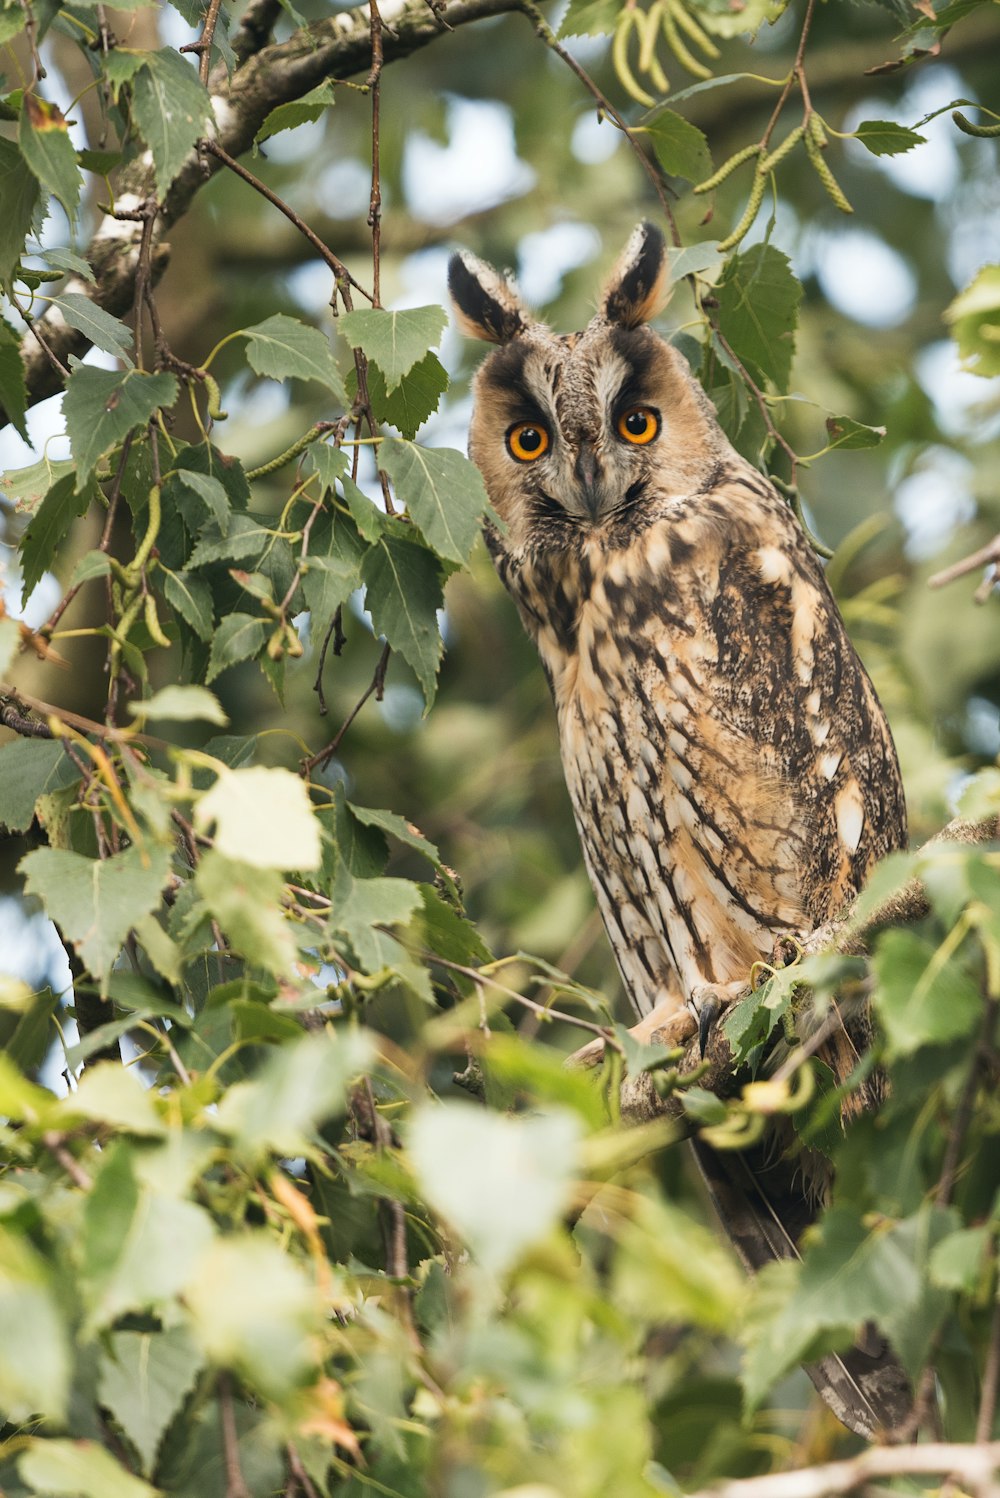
left=689, top=1134, right=913, bottom=1439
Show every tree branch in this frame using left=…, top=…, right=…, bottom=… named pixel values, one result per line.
left=685, top=1442, right=1000, bottom=1498
left=0, top=0, right=522, bottom=429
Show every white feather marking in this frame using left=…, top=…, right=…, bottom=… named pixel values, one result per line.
left=835, top=781, right=865, bottom=855
left=820, top=751, right=843, bottom=780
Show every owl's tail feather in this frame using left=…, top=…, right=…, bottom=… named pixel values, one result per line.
left=689, top=1136, right=914, bottom=1440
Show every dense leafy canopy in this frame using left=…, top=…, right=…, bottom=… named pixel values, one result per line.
left=0, top=0, right=999, bottom=1494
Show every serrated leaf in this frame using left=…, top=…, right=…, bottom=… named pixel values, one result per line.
left=19, top=470, right=98, bottom=603
left=19, top=1441, right=158, bottom=1498
left=18, top=843, right=171, bottom=992
left=329, top=865, right=423, bottom=971
left=0, top=738, right=79, bottom=833
left=0, top=320, right=26, bottom=437
left=361, top=534, right=444, bottom=705
left=667, top=242, right=724, bottom=281
left=716, top=243, right=801, bottom=392
left=0, top=1228, right=69, bottom=1422
left=103, top=47, right=150, bottom=93
left=378, top=439, right=489, bottom=564
left=255, top=80, right=335, bottom=144
left=349, top=803, right=441, bottom=867
left=185, top=1234, right=317, bottom=1397
left=945, top=263, right=1000, bottom=378
left=693, top=0, right=787, bottom=37
left=131, top=48, right=214, bottom=197
left=54, top=292, right=134, bottom=361
left=557, top=0, right=619, bottom=36
left=63, top=1062, right=166, bottom=1136
left=186, top=514, right=273, bottom=569
left=205, top=612, right=268, bottom=681
left=872, top=928, right=982, bottom=1056
left=244, top=312, right=347, bottom=403
left=194, top=849, right=297, bottom=973
left=41, top=245, right=95, bottom=282
left=408, top=1102, right=581, bottom=1274
left=129, top=684, right=228, bottom=725
left=0, top=135, right=40, bottom=287
left=213, top=1029, right=373, bottom=1157
left=161, top=566, right=214, bottom=639
left=63, top=366, right=178, bottom=485
left=69, top=548, right=112, bottom=587
left=169, top=467, right=230, bottom=529
left=853, top=119, right=927, bottom=157
left=19, top=93, right=81, bottom=223
left=300, top=513, right=365, bottom=645
left=644, top=110, right=712, bottom=183
left=0, top=453, right=73, bottom=507
left=929, top=1225, right=991, bottom=1291
left=338, top=305, right=447, bottom=393
left=98, top=1328, right=204, bottom=1477
left=195, top=765, right=321, bottom=871
left=342, top=473, right=385, bottom=540
left=824, top=415, right=887, bottom=451
left=360, top=351, right=449, bottom=439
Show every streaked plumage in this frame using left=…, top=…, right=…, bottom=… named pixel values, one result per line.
left=449, top=223, right=909, bottom=1437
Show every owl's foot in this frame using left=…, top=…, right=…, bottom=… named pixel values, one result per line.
left=687, top=979, right=748, bottom=1056
left=566, top=993, right=692, bottom=1069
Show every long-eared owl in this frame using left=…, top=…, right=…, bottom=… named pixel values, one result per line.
left=449, top=222, right=910, bottom=1438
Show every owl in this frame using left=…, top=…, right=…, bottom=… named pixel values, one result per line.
left=449, top=222, right=910, bottom=1438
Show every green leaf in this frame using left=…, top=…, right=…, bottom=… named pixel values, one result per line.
left=929, top=1225, right=991, bottom=1291
left=0, top=316, right=27, bottom=437
left=0, top=738, right=79, bottom=833
left=329, top=865, right=423, bottom=971
left=691, top=0, right=787, bottom=38
left=255, top=80, right=335, bottom=144
left=0, top=136, right=39, bottom=286
left=186, top=513, right=274, bottom=569
left=408, top=1102, right=581, bottom=1274
left=169, top=467, right=230, bottom=529
left=19, top=470, right=98, bottom=603
left=131, top=48, right=214, bottom=197
left=161, top=566, right=214, bottom=640
left=872, top=928, right=982, bottom=1056
left=63, top=366, right=178, bottom=485
left=666, top=242, right=725, bottom=281
left=349, top=803, right=441, bottom=868
left=195, top=765, right=322, bottom=871
left=98, top=1327, right=205, bottom=1478
left=18, top=843, right=171, bottom=992
left=853, top=119, right=927, bottom=156
left=194, top=849, right=297, bottom=974
left=300, top=512, right=365, bottom=645
left=128, top=684, right=228, bottom=725
left=62, top=1061, right=167, bottom=1136
left=361, top=534, right=445, bottom=704
left=338, top=305, right=447, bottom=393
left=360, top=351, right=449, bottom=439
left=213, top=1029, right=374, bottom=1157
left=342, top=472, right=386, bottom=540
left=69, top=548, right=112, bottom=587
left=716, top=243, right=802, bottom=391
left=0, top=452, right=73, bottom=508
left=205, top=612, right=268, bottom=682
left=244, top=312, right=348, bottom=403
left=102, top=47, right=149, bottom=93
left=644, top=111, right=712, bottom=183
left=184, top=1234, right=318, bottom=1397
left=19, top=1438, right=159, bottom=1498
left=824, top=414, right=887, bottom=451
left=19, top=93, right=81, bottom=223
left=945, top=263, right=1000, bottom=378
left=611, top=1194, right=743, bottom=1332
left=378, top=439, right=490, bottom=565
left=41, top=245, right=96, bottom=282
left=0, top=1228, right=70, bottom=1422
left=557, top=0, right=619, bottom=36
left=54, top=292, right=134, bottom=361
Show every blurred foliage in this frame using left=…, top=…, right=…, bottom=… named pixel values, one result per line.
left=0, top=0, right=999, bottom=1492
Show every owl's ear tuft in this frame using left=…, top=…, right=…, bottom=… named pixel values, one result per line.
left=603, top=221, right=670, bottom=329
left=448, top=250, right=529, bottom=345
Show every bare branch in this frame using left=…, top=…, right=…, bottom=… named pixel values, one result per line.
left=685, top=1442, right=1000, bottom=1498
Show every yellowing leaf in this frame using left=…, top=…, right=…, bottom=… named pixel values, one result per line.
left=194, top=765, right=321, bottom=871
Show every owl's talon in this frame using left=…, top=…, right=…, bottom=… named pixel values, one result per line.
left=697, top=994, right=721, bottom=1057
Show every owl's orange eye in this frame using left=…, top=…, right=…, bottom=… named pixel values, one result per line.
left=617, top=407, right=660, bottom=445
left=507, top=422, right=550, bottom=462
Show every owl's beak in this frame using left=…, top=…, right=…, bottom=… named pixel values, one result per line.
left=573, top=442, right=604, bottom=521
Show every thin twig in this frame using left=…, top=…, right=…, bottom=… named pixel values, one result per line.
left=219, top=1374, right=252, bottom=1498
left=929, top=533, right=1000, bottom=595
left=301, top=641, right=390, bottom=773
left=978, top=1297, right=1000, bottom=1443
left=41, top=1131, right=93, bottom=1190
left=201, top=139, right=373, bottom=304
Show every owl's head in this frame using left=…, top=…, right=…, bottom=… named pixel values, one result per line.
left=448, top=222, right=729, bottom=554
